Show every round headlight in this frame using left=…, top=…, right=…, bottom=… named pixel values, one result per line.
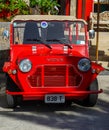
left=78, top=58, right=91, bottom=72
left=19, top=59, right=32, bottom=72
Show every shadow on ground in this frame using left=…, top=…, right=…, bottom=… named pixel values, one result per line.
left=0, top=93, right=109, bottom=130
left=0, top=74, right=109, bottom=130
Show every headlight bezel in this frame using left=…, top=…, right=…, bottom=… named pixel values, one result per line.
left=19, top=59, right=32, bottom=73
left=78, top=58, right=91, bottom=72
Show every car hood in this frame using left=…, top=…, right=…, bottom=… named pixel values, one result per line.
left=11, top=45, right=88, bottom=62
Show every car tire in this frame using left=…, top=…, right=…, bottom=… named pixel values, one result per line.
left=6, top=94, right=17, bottom=108
left=5, top=74, right=22, bottom=108
left=76, top=78, right=98, bottom=107
left=83, top=78, right=98, bottom=107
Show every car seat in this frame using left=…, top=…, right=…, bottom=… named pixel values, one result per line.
left=46, top=22, right=65, bottom=41
left=23, top=22, right=40, bottom=44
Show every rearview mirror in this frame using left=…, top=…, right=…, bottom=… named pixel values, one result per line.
left=89, top=30, right=95, bottom=39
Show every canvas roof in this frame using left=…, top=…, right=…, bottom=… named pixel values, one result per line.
left=11, top=15, right=87, bottom=24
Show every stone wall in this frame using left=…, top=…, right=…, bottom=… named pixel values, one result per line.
left=0, top=22, right=10, bottom=50
left=0, top=22, right=10, bottom=72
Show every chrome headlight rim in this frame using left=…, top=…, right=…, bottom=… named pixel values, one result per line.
left=19, top=59, right=32, bottom=73
left=78, top=58, right=91, bottom=72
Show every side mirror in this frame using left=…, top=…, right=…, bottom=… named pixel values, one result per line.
left=89, top=30, right=95, bottom=39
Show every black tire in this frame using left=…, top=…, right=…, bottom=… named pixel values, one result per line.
left=6, top=94, right=17, bottom=108
left=77, top=78, right=98, bottom=107
left=83, top=78, right=98, bottom=107
left=5, top=74, right=22, bottom=108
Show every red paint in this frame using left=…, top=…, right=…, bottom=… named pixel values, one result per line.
left=65, top=0, right=70, bottom=15
left=85, top=0, right=94, bottom=20
left=3, top=17, right=104, bottom=104
left=77, top=0, right=83, bottom=19
left=77, top=0, right=94, bottom=21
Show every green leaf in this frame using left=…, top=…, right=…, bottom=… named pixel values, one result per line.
left=30, top=0, right=60, bottom=14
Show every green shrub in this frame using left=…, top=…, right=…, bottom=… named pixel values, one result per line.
left=0, top=0, right=30, bottom=21
left=30, top=0, right=60, bottom=14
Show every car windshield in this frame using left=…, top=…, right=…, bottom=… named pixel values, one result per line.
left=13, top=21, right=86, bottom=45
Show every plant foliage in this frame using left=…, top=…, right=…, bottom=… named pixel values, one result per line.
left=30, top=0, right=60, bottom=14
left=0, top=0, right=30, bottom=20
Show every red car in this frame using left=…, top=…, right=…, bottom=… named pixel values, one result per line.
left=3, top=15, right=104, bottom=108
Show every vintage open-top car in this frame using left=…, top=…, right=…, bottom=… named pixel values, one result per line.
left=3, top=15, right=104, bottom=108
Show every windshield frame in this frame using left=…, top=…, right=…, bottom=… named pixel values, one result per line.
left=12, top=20, right=87, bottom=46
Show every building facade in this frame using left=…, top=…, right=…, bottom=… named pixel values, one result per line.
left=59, top=0, right=109, bottom=21
left=59, top=0, right=94, bottom=21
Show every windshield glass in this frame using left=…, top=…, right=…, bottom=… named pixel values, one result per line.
left=13, top=21, right=86, bottom=45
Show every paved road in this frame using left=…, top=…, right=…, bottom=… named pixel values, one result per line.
left=0, top=74, right=109, bottom=130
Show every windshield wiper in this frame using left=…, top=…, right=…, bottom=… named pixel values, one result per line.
left=47, top=38, right=72, bottom=49
left=39, top=39, right=52, bottom=49
left=26, top=38, right=52, bottom=49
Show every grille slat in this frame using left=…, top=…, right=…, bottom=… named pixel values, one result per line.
left=28, top=65, right=82, bottom=87
left=44, top=76, right=66, bottom=87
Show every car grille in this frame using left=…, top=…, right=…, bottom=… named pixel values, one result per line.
left=28, top=65, right=82, bottom=87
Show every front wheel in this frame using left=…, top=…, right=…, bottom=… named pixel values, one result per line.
left=5, top=74, right=22, bottom=108
left=6, top=94, right=17, bottom=108
left=77, top=78, right=98, bottom=107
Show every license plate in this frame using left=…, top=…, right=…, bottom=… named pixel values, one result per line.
left=45, top=94, right=65, bottom=103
